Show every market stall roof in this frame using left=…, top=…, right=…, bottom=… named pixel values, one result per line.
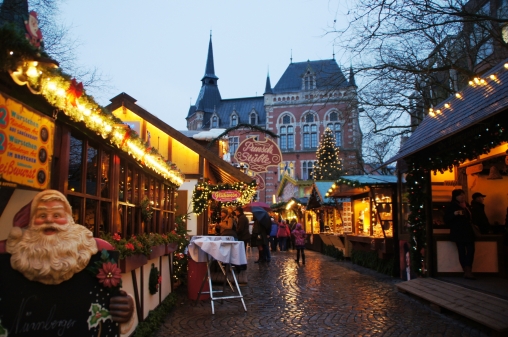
left=307, top=181, right=337, bottom=209
left=336, top=175, right=399, bottom=186
left=108, top=93, right=254, bottom=185
left=384, top=58, right=508, bottom=166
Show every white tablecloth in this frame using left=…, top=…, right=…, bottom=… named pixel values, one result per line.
left=188, top=236, right=247, bottom=265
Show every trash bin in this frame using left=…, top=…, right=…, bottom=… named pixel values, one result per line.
left=187, top=255, right=210, bottom=300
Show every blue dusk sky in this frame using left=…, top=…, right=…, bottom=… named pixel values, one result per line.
left=56, top=1, right=349, bottom=130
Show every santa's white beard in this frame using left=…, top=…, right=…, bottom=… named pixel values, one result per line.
left=6, top=223, right=98, bottom=285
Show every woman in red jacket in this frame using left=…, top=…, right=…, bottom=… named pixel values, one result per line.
left=277, top=219, right=291, bottom=251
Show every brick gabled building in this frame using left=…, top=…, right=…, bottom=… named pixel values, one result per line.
left=186, top=36, right=364, bottom=203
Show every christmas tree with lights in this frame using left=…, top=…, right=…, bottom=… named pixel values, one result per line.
left=313, top=127, right=343, bottom=180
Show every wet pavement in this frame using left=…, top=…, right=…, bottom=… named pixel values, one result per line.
left=155, top=249, right=490, bottom=337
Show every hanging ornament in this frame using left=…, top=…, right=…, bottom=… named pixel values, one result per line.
left=66, top=78, right=83, bottom=107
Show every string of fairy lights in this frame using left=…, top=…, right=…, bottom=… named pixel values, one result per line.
left=5, top=48, right=184, bottom=187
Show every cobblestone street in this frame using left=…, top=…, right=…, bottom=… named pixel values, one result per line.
left=156, top=249, right=489, bottom=337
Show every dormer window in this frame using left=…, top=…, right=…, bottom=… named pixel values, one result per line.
left=303, top=70, right=316, bottom=90
left=231, top=114, right=238, bottom=127
left=211, top=115, right=218, bottom=128
left=250, top=112, right=257, bottom=125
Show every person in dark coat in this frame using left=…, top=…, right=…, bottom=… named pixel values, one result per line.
left=235, top=206, right=251, bottom=252
left=444, top=189, right=476, bottom=279
left=251, top=219, right=269, bottom=263
left=471, top=192, right=490, bottom=234
left=269, top=217, right=279, bottom=252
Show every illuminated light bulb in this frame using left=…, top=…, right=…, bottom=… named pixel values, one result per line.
left=104, top=124, right=112, bottom=132
left=9, top=51, right=13, bottom=55
left=505, top=63, right=508, bottom=69
left=444, top=103, right=450, bottom=108
left=474, top=77, right=480, bottom=84
left=480, top=79, right=486, bottom=85
left=436, top=109, right=441, bottom=114
left=429, top=108, right=434, bottom=113
left=455, top=93, right=462, bottom=99
left=490, top=74, right=496, bottom=80
left=56, top=88, right=66, bottom=97
left=429, top=111, right=435, bottom=117
left=26, top=66, right=39, bottom=78
left=47, top=81, right=57, bottom=91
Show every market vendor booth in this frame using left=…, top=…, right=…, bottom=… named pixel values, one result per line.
left=326, top=175, right=403, bottom=276
left=385, top=59, right=508, bottom=279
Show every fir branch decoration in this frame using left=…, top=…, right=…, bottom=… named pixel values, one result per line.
left=140, top=196, right=154, bottom=222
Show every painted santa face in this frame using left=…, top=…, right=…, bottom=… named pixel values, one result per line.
left=28, top=14, right=39, bottom=37
left=33, top=200, right=69, bottom=234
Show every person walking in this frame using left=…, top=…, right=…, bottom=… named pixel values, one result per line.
left=277, top=219, right=290, bottom=251
left=251, top=219, right=269, bottom=263
left=292, top=223, right=306, bottom=264
left=235, top=206, right=250, bottom=252
left=269, top=217, right=279, bottom=252
left=444, top=189, right=476, bottom=279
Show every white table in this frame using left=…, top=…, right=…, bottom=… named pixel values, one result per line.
left=188, top=236, right=247, bottom=314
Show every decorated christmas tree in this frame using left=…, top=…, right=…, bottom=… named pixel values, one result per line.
left=313, top=127, right=343, bottom=180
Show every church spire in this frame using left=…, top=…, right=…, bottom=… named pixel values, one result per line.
left=349, top=65, right=356, bottom=87
left=202, top=31, right=218, bottom=81
left=264, top=70, right=273, bottom=94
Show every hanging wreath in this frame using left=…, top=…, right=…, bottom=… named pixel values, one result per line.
left=149, top=263, right=160, bottom=295
left=140, top=196, right=154, bottom=222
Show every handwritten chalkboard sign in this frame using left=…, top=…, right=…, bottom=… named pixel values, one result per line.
left=0, top=251, right=120, bottom=337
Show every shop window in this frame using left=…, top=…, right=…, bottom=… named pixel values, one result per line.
left=66, top=133, right=113, bottom=237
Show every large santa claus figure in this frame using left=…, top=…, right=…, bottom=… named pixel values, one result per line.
left=0, top=190, right=133, bottom=337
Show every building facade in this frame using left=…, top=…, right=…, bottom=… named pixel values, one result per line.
left=186, top=37, right=364, bottom=203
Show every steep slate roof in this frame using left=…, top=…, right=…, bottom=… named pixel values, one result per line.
left=272, top=59, right=349, bottom=93
left=202, top=96, right=265, bottom=129
left=386, top=58, right=508, bottom=164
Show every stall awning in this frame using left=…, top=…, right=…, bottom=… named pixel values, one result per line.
left=329, top=175, right=400, bottom=198
left=384, top=58, right=508, bottom=166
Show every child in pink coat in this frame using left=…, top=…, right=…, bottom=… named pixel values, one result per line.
left=291, top=223, right=306, bottom=264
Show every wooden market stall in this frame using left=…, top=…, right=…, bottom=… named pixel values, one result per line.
left=0, top=5, right=254, bottom=334
left=385, top=59, right=508, bottom=279
left=326, top=175, right=403, bottom=274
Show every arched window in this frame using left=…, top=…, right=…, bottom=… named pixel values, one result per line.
left=303, top=113, right=317, bottom=149
left=279, top=115, right=294, bottom=151
left=231, top=114, right=238, bottom=127
left=329, top=111, right=338, bottom=122
left=211, top=116, right=218, bottom=128
left=327, top=123, right=342, bottom=147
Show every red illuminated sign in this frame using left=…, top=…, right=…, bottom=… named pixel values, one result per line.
left=234, top=138, right=282, bottom=173
left=211, top=190, right=242, bottom=202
